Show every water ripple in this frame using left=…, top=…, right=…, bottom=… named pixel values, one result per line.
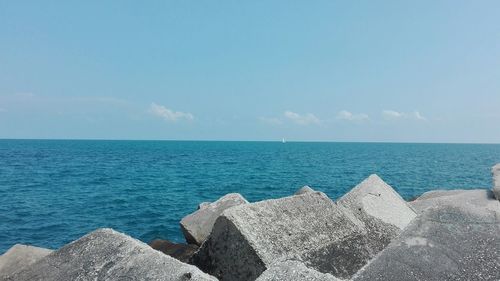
left=1, top=140, right=499, bottom=253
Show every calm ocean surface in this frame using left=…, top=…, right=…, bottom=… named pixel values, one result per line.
left=1, top=140, right=499, bottom=253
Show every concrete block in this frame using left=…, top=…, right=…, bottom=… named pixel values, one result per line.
left=6, top=228, right=217, bottom=281
left=192, top=191, right=376, bottom=281
left=181, top=193, right=248, bottom=245
left=0, top=244, right=52, bottom=277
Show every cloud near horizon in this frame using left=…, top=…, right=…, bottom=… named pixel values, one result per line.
left=284, top=110, right=321, bottom=125
left=382, top=110, right=426, bottom=121
left=150, top=103, right=194, bottom=122
left=336, top=110, right=369, bottom=122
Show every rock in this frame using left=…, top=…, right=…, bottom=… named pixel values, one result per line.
left=6, top=228, right=217, bottom=281
left=191, top=191, right=381, bottom=281
left=410, top=189, right=499, bottom=214
left=353, top=189, right=500, bottom=281
left=255, top=260, right=342, bottom=281
left=338, top=174, right=417, bottom=253
left=181, top=193, right=248, bottom=245
left=411, top=189, right=467, bottom=202
left=198, top=202, right=211, bottom=209
left=0, top=244, right=52, bottom=277
left=294, top=186, right=315, bottom=195
left=492, top=163, right=500, bottom=200
left=339, top=174, right=417, bottom=230
left=149, top=239, right=198, bottom=263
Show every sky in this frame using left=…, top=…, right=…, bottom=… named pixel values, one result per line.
left=1, top=1, right=499, bottom=143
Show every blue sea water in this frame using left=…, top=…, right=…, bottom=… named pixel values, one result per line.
left=1, top=140, right=499, bottom=254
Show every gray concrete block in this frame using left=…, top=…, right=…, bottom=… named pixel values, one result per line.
left=410, top=189, right=499, bottom=215
left=6, top=228, right=217, bottom=281
left=354, top=189, right=500, bottom=281
left=0, top=244, right=52, bottom=277
left=198, top=202, right=211, bottom=209
left=339, top=174, right=417, bottom=230
left=181, top=193, right=248, bottom=245
left=255, top=260, right=342, bottom=281
left=192, top=191, right=378, bottom=281
left=492, top=163, right=500, bottom=200
left=412, top=189, right=466, bottom=201
left=338, top=174, right=417, bottom=254
left=294, top=186, right=315, bottom=195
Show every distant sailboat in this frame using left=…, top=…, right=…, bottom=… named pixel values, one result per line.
left=282, top=138, right=286, bottom=143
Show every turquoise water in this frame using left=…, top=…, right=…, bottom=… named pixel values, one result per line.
left=1, top=140, right=499, bottom=254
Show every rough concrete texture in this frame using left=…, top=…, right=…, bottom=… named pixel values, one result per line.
left=354, top=189, right=500, bottom=281
left=339, top=174, right=417, bottom=230
left=192, top=191, right=382, bottom=281
left=181, top=193, right=248, bottom=245
left=0, top=244, right=52, bottom=277
left=411, top=189, right=467, bottom=201
left=198, top=202, right=211, bottom=209
left=410, top=189, right=500, bottom=215
left=149, top=239, right=199, bottom=263
left=6, top=228, right=217, bottom=281
left=492, top=163, right=500, bottom=200
left=338, top=174, right=417, bottom=254
left=255, top=260, right=342, bottom=281
left=294, top=185, right=315, bottom=195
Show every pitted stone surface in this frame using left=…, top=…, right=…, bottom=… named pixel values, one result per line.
left=0, top=244, right=52, bottom=277
left=339, top=174, right=416, bottom=230
left=198, top=202, right=211, bottom=209
left=181, top=193, right=248, bottom=245
left=255, top=260, right=342, bottom=281
left=410, top=189, right=500, bottom=217
left=413, top=189, right=466, bottom=201
left=192, top=191, right=380, bottom=281
left=294, top=186, right=315, bottom=195
left=6, top=228, right=217, bottom=281
left=337, top=174, right=417, bottom=257
left=492, top=163, right=500, bottom=200
left=354, top=189, right=500, bottom=281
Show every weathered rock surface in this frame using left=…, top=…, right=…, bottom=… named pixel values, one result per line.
left=339, top=174, right=417, bottom=230
left=6, top=228, right=217, bottom=281
left=492, top=163, right=500, bottom=200
left=255, top=260, right=342, bottom=281
left=411, top=189, right=466, bottom=202
left=410, top=189, right=500, bottom=214
left=198, top=202, right=211, bottom=209
left=354, top=189, right=500, bottom=281
left=149, top=239, right=198, bottom=263
left=294, top=185, right=315, bottom=195
left=0, top=244, right=52, bottom=277
left=338, top=174, right=417, bottom=254
left=181, top=193, right=248, bottom=245
left=192, top=191, right=382, bottom=281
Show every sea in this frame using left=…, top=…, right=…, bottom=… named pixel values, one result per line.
left=1, top=140, right=499, bottom=254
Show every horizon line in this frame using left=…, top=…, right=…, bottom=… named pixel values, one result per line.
left=1, top=138, right=499, bottom=145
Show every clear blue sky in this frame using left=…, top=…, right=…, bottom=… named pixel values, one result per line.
left=1, top=1, right=499, bottom=142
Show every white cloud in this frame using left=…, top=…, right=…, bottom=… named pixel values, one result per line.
left=259, top=116, right=283, bottom=125
left=284, top=110, right=321, bottom=125
left=336, top=110, right=369, bottom=122
left=382, top=110, right=403, bottom=119
left=382, top=110, right=426, bottom=121
left=413, top=111, right=426, bottom=121
left=149, top=103, right=194, bottom=122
